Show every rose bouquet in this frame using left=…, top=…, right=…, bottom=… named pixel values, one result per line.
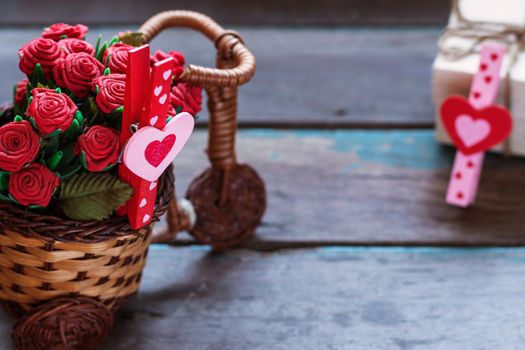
left=0, top=23, right=202, bottom=221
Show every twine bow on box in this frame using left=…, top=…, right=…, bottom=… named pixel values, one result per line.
left=437, top=0, right=525, bottom=155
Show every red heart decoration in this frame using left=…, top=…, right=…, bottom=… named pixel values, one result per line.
left=145, top=134, right=176, bottom=167
left=440, top=96, right=512, bottom=155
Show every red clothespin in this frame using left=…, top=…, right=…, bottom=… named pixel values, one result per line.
left=119, top=45, right=194, bottom=229
left=118, top=45, right=150, bottom=218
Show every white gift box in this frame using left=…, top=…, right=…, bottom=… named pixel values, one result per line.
left=433, top=0, right=525, bottom=156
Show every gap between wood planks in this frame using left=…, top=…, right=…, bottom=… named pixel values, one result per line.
left=159, top=240, right=525, bottom=252
left=195, top=121, right=435, bottom=130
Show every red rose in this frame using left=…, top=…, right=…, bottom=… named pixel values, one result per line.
left=151, top=50, right=185, bottom=81
left=14, top=79, right=29, bottom=106
left=0, top=121, right=40, bottom=172
left=26, top=88, right=77, bottom=135
left=92, top=74, right=125, bottom=113
left=76, top=126, right=120, bottom=172
left=59, top=38, right=95, bottom=56
left=170, top=83, right=203, bottom=116
left=42, top=23, right=88, bottom=41
left=18, top=38, right=63, bottom=77
left=9, top=163, right=59, bottom=207
left=53, top=52, right=104, bottom=98
left=103, top=43, right=133, bottom=74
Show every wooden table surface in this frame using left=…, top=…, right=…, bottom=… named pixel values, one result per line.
left=2, top=25, right=525, bottom=349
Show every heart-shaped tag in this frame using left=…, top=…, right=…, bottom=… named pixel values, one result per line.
left=440, top=96, right=512, bottom=155
left=145, top=134, right=176, bottom=167
left=123, top=112, right=194, bottom=181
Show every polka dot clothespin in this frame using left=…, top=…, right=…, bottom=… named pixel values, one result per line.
left=440, top=43, right=512, bottom=207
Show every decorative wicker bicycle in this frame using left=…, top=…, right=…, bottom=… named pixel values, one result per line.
left=0, top=10, right=265, bottom=350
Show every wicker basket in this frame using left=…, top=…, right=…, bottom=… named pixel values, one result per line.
left=0, top=10, right=266, bottom=349
left=0, top=168, right=173, bottom=349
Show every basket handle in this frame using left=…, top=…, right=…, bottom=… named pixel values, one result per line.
left=139, top=10, right=256, bottom=87
left=141, top=11, right=256, bottom=239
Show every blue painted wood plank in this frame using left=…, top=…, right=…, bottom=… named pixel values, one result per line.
left=1, top=246, right=523, bottom=349
left=160, top=129, right=525, bottom=245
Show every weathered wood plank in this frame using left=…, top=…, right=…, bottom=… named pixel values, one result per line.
left=154, top=129, right=525, bottom=245
left=0, top=27, right=439, bottom=127
left=1, top=0, right=449, bottom=26
left=2, top=246, right=525, bottom=349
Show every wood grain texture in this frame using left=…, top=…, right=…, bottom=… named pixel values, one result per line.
left=2, top=246, right=525, bottom=349
left=0, top=27, right=439, bottom=127
left=154, top=129, right=525, bottom=246
left=0, top=0, right=449, bottom=26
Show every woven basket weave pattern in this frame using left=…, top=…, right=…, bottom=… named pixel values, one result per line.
left=0, top=229, right=151, bottom=312
left=0, top=168, right=174, bottom=314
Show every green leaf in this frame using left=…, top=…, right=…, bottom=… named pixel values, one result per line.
left=46, top=151, right=63, bottom=171
left=0, top=172, right=9, bottom=191
left=65, top=119, right=80, bottom=140
left=43, top=134, right=59, bottom=159
left=118, top=32, right=145, bottom=47
left=0, top=192, right=13, bottom=203
left=88, top=96, right=99, bottom=115
left=46, top=129, right=62, bottom=139
left=25, top=82, right=32, bottom=103
left=103, top=67, right=110, bottom=76
left=59, top=143, right=76, bottom=165
left=74, top=110, right=84, bottom=125
left=175, top=106, right=182, bottom=114
left=80, top=152, right=88, bottom=169
left=59, top=173, right=133, bottom=221
left=31, top=64, right=45, bottom=87
left=12, top=84, right=18, bottom=105
left=14, top=115, right=23, bottom=122
left=109, top=35, right=119, bottom=47
left=28, top=117, right=37, bottom=130
left=96, top=42, right=108, bottom=62
left=60, top=160, right=81, bottom=179
left=94, top=35, right=101, bottom=54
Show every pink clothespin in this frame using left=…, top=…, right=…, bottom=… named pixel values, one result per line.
left=441, top=43, right=513, bottom=207
left=119, top=45, right=194, bottom=229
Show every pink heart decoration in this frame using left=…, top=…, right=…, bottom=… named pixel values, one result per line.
left=455, top=115, right=491, bottom=148
left=123, top=112, right=194, bottom=182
